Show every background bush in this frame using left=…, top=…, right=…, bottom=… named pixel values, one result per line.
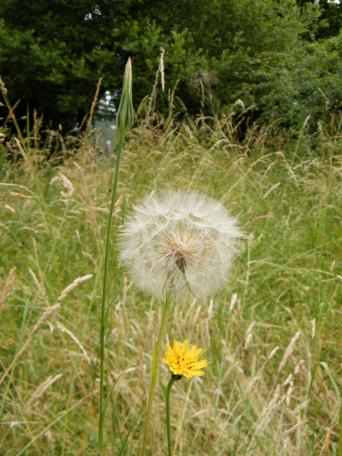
left=0, top=0, right=341, bottom=132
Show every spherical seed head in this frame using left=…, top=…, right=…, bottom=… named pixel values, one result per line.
left=119, top=191, right=241, bottom=300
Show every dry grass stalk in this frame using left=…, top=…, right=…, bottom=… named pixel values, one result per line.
left=25, top=374, right=63, bottom=410
left=0, top=304, right=60, bottom=387
left=278, top=331, right=302, bottom=373
left=55, top=322, right=91, bottom=364
left=50, top=173, right=75, bottom=198
left=0, top=267, right=16, bottom=310
left=56, top=274, right=93, bottom=303
left=85, top=77, right=103, bottom=133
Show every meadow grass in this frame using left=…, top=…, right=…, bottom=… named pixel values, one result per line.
left=0, top=121, right=341, bottom=455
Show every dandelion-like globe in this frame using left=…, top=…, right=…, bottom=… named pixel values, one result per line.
left=119, top=191, right=241, bottom=300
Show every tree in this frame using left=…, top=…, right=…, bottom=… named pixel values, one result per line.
left=0, top=1, right=125, bottom=129
left=0, top=0, right=340, bottom=132
left=296, top=0, right=342, bottom=38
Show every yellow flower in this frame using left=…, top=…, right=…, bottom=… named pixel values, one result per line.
left=163, top=341, right=208, bottom=379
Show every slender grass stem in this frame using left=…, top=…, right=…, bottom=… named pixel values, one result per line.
left=139, top=295, right=171, bottom=456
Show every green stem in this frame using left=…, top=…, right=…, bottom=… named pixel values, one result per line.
left=338, top=401, right=342, bottom=456
left=139, top=295, right=171, bottom=456
left=165, top=376, right=177, bottom=456
left=98, top=144, right=123, bottom=451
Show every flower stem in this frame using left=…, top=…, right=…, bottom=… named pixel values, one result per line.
left=165, top=376, right=178, bottom=456
left=338, top=401, right=342, bottom=456
left=139, top=295, right=171, bottom=456
left=98, top=58, right=134, bottom=452
left=98, top=146, right=122, bottom=450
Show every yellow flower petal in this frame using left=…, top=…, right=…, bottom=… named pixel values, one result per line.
left=163, top=340, right=208, bottom=379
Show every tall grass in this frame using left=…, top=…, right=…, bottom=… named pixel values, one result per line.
left=0, top=117, right=341, bottom=455
left=98, top=58, right=134, bottom=451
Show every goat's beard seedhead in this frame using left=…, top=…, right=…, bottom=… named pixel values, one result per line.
left=119, top=191, right=242, bottom=300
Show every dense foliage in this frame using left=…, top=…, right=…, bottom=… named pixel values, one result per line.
left=0, top=0, right=341, bottom=131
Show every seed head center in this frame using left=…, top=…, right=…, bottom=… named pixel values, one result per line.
left=160, top=231, right=197, bottom=274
